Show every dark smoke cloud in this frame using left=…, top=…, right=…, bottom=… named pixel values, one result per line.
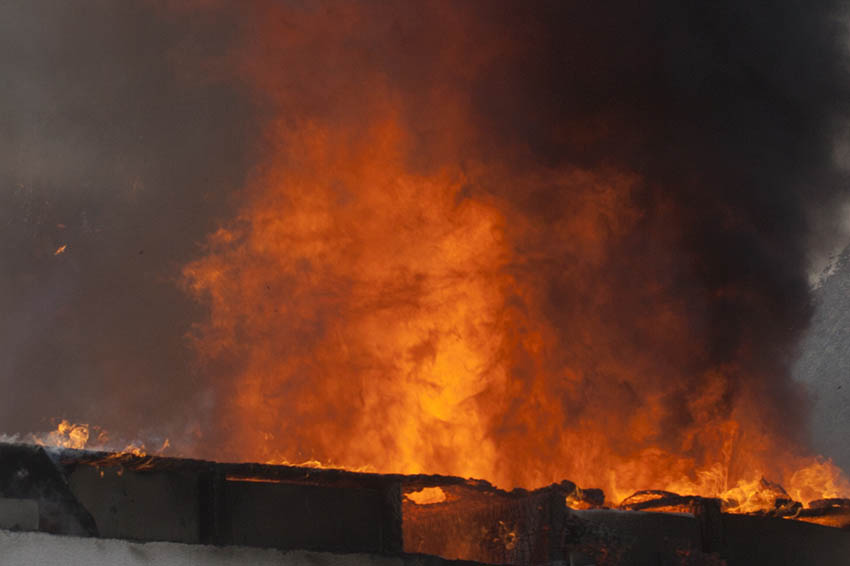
left=462, top=2, right=850, bottom=447
left=2, top=0, right=849, bottom=477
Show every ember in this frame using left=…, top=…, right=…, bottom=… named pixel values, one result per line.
left=405, top=487, right=447, bottom=505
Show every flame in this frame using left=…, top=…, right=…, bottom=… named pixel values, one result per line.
left=177, top=0, right=850, bottom=512
left=54, top=244, right=67, bottom=256
left=120, top=443, right=147, bottom=458
left=786, top=458, right=850, bottom=506
left=32, top=420, right=90, bottom=450
left=25, top=421, right=171, bottom=461
left=183, top=116, right=850, bottom=508
left=405, top=487, right=447, bottom=505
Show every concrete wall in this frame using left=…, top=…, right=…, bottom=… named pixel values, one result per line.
left=0, top=529, right=457, bottom=566
left=794, top=252, right=850, bottom=473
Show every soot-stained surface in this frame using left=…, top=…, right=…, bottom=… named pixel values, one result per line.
left=794, top=248, right=850, bottom=474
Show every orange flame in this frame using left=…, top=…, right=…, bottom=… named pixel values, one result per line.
left=33, top=419, right=90, bottom=450
left=26, top=421, right=170, bottom=461
left=406, top=487, right=448, bottom=505
left=177, top=0, right=849, bottom=512
left=183, top=115, right=850, bottom=506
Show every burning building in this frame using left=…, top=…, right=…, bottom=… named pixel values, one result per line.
left=2, top=1, right=850, bottom=564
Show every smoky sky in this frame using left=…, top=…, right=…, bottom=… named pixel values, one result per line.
left=474, top=1, right=850, bottom=446
left=2, top=0, right=850, bottom=473
left=0, top=0, right=258, bottom=445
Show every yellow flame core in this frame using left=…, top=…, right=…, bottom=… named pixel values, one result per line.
left=405, top=487, right=448, bottom=505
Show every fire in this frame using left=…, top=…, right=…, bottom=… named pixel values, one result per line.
left=54, top=244, right=67, bottom=256
left=26, top=421, right=170, bottom=460
left=183, top=114, right=850, bottom=506
left=35, top=419, right=90, bottom=450
left=176, top=0, right=850, bottom=514
left=184, top=117, right=514, bottom=481
left=405, top=487, right=448, bottom=505
left=786, top=458, right=850, bottom=506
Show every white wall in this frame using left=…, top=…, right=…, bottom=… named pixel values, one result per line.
left=0, top=530, right=435, bottom=566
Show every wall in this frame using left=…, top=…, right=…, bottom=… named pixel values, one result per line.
left=0, top=529, right=455, bottom=566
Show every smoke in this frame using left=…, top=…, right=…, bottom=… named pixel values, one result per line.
left=3, top=1, right=850, bottom=496
left=0, top=0, right=257, bottom=448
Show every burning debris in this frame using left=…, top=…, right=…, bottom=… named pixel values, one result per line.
left=5, top=419, right=845, bottom=563
left=616, top=487, right=850, bottom=529
left=405, top=486, right=447, bottom=505
left=798, top=498, right=850, bottom=529
left=9, top=421, right=166, bottom=460
left=1, top=441, right=849, bottom=565
left=42, top=420, right=89, bottom=450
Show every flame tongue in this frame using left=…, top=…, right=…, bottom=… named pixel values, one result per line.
left=46, top=420, right=89, bottom=450
left=174, top=1, right=850, bottom=505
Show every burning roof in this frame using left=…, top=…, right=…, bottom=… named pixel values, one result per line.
left=2, top=4, right=850, bottom=561
left=1, top=442, right=849, bottom=565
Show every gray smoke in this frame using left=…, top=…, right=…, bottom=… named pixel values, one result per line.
left=0, top=1, right=256, bottom=449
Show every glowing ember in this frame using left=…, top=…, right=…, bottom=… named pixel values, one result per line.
left=405, top=487, right=448, bottom=505
left=53, top=244, right=67, bottom=256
